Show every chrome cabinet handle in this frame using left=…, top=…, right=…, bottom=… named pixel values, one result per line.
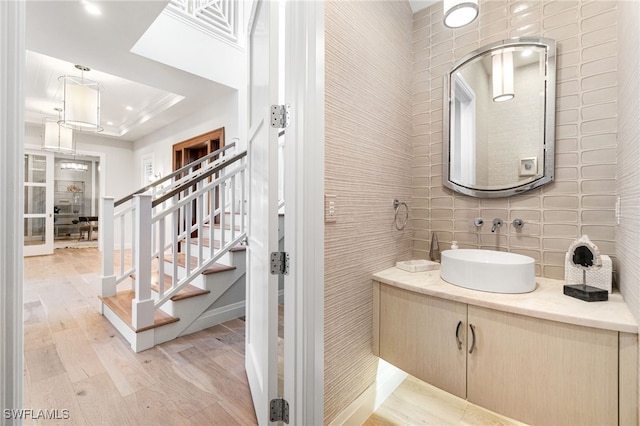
left=468, top=324, right=476, bottom=354
left=455, top=321, right=463, bottom=350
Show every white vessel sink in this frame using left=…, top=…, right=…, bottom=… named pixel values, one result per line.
left=441, top=249, right=536, bottom=294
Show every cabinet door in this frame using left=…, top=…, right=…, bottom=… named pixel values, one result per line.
left=379, top=284, right=467, bottom=398
left=467, top=305, right=618, bottom=425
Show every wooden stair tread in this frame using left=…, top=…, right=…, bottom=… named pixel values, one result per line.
left=131, top=273, right=210, bottom=301
left=150, top=281, right=210, bottom=302
left=180, top=236, right=246, bottom=252
left=164, top=253, right=237, bottom=275
left=99, top=290, right=179, bottom=333
left=203, top=223, right=242, bottom=231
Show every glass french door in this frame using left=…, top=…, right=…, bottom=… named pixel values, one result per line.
left=24, top=150, right=54, bottom=256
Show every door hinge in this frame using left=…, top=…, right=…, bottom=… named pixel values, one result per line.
left=271, top=104, right=290, bottom=129
left=270, top=398, right=289, bottom=423
left=270, top=251, right=290, bottom=275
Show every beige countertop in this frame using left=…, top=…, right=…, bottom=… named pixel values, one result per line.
left=373, top=267, right=639, bottom=334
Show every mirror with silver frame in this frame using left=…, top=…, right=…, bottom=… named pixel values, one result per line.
left=443, top=37, right=556, bottom=198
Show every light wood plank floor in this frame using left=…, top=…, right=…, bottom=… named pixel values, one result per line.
left=24, top=248, right=257, bottom=426
left=364, top=375, right=526, bottom=426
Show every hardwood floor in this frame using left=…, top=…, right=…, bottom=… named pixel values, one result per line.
left=364, top=376, right=526, bottom=426
left=23, top=248, right=257, bottom=426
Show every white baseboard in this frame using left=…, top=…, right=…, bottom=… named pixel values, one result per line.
left=328, top=359, right=408, bottom=426
left=181, top=289, right=285, bottom=335
left=182, top=300, right=246, bottom=335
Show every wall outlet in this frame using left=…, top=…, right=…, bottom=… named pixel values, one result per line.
left=325, top=194, right=337, bottom=223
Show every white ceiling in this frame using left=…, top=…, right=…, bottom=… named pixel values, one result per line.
left=25, top=0, right=235, bottom=141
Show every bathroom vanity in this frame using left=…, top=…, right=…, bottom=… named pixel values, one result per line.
left=372, top=268, right=638, bottom=425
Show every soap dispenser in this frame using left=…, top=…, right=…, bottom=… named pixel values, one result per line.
left=451, top=241, right=458, bottom=250
left=429, top=232, right=440, bottom=262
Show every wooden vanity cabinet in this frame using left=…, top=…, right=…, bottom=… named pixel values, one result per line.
left=376, top=283, right=467, bottom=398
left=375, top=281, right=637, bottom=426
left=467, top=305, right=618, bottom=425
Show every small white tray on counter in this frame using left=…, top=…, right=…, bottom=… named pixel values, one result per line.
left=396, top=259, right=440, bottom=273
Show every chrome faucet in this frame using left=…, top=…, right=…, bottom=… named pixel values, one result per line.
left=491, top=218, right=503, bottom=232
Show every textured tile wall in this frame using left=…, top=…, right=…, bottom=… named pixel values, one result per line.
left=324, top=1, right=414, bottom=423
left=412, top=0, right=618, bottom=280
left=616, top=1, right=640, bottom=323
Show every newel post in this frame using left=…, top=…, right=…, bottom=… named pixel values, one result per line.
left=132, top=194, right=154, bottom=330
left=100, top=196, right=116, bottom=298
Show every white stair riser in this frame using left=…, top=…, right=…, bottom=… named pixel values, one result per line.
left=161, top=249, right=244, bottom=279
left=161, top=269, right=245, bottom=318
left=185, top=245, right=234, bottom=265
left=152, top=270, right=246, bottom=345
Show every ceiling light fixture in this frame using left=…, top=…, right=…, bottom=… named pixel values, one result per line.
left=443, top=0, right=479, bottom=28
left=59, top=65, right=104, bottom=132
left=492, top=51, right=515, bottom=102
left=42, top=107, right=75, bottom=154
left=83, top=1, right=102, bottom=16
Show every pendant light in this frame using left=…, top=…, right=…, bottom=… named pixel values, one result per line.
left=492, top=51, right=515, bottom=102
left=42, top=107, right=75, bottom=154
left=60, top=160, right=89, bottom=172
left=58, top=65, right=104, bottom=132
left=443, top=0, right=479, bottom=28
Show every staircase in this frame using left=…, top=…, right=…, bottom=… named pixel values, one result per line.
left=99, top=143, right=249, bottom=352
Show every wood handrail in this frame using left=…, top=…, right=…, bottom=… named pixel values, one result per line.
left=152, top=150, right=247, bottom=208
left=114, top=142, right=236, bottom=207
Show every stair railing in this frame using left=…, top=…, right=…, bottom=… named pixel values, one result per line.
left=101, top=143, right=235, bottom=299
left=101, top=146, right=247, bottom=330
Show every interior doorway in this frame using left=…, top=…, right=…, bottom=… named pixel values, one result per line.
left=52, top=153, right=101, bottom=249
left=172, top=128, right=226, bottom=235
left=172, top=127, right=225, bottom=172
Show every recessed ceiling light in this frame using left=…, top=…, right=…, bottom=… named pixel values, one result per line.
left=83, top=1, right=102, bottom=16
left=125, top=106, right=133, bottom=111
left=106, top=121, right=114, bottom=126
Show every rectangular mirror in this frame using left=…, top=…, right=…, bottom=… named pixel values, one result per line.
left=443, top=37, right=556, bottom=197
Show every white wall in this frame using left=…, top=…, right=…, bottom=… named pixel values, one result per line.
left=132, top=90, right=239, bottom=182
left=24, top=124, right=136, bottom=200
left=131, top=10, right=246, bottom=91
left=616, top=1, right=640, bottom=322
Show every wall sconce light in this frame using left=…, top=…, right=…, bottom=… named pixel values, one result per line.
left=443, top=0, right=479, bottom=28
left=42, top=107, right=75, bottom=154
left=492, top=51, right=515, bottom=102
left=58, top=65, right=103, bottom=132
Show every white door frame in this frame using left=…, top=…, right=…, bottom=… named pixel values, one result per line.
left=0, top=0, right=25, bottom=422
left=283, top=1, right=325, bottom=424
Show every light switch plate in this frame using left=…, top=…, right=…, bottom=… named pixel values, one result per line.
left=325, top=194, right=337, bottom=223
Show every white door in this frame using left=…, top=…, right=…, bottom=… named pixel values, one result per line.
left=246, top=0, right=281, bottom=424
left=24, top=150, right=54, bottom=256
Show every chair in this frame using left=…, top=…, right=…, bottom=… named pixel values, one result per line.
left=77, top=216, right=99, bottom=241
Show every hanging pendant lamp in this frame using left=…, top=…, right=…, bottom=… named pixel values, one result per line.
left=42, top=107, right=75, bottom=154
left=492, top=51, right=515, bottom=102
left=60, top=160, right=89, bottom=172
left=443, top=0, right=479, bottom=28
left=58, top=65, right=104, bottom=132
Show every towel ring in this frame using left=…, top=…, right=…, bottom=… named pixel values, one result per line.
left=393, top=199, right=408, bottom=231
